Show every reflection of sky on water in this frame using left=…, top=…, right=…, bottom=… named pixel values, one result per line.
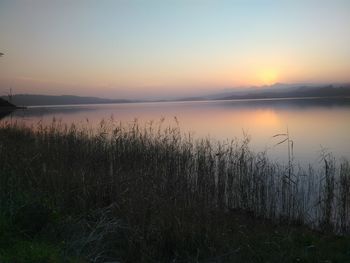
left=2, top=98, right=350, bottom=166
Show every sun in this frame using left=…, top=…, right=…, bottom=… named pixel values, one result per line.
left=258, top=68, right=279, bottom=85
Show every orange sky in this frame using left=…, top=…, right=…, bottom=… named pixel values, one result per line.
left=1, top=1, right=350, bottom=99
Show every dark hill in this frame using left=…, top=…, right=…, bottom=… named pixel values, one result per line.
left=1, top=94, right=136, bottom=106
left=0, top=98, right=16, bottom=108
left=0, top=98, right=17, bottom=120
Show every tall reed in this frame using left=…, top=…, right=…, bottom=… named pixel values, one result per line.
left=0, top=119, right=349, bottom=260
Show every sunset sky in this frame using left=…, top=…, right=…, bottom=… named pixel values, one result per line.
left=1, top=0, right=349, bottom=99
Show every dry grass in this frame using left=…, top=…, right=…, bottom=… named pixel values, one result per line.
left=0, top=119, right=349, bottom=262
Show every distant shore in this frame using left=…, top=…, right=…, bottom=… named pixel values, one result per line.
left=2, top=84, right=350, bottom=107
left=0, top=106, right=26, bottom=111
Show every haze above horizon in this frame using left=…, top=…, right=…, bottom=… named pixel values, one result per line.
left=1, top=0, right=350, bottom=99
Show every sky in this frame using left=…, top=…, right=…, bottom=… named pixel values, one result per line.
left=0, top=0, right=350, bottom=99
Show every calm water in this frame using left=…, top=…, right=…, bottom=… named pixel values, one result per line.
left=2, top=98, right=350, bottom=166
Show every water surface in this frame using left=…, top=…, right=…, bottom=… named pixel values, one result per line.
left=2, top=98, right=350, bottom=166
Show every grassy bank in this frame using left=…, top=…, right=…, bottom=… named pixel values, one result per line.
left=0, top=120, right=349, bottom=262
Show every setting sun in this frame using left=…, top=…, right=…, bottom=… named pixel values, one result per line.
left=258, top=68, right=279, bottom=85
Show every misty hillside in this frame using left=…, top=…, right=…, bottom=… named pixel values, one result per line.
left=216, top=85, right=350, bottom=100
left=2, top=85, right=350, bottom=107
left=1, top=94, right=136, bottom=106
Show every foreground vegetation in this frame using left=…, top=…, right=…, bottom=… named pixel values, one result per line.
left=0, top=119, right=349, bottom=262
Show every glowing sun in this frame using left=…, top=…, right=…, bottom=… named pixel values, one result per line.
left=258, top=68, right=279, bottom=85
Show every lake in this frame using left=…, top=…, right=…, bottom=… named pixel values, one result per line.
left=2, top=97, right=350, bottom=166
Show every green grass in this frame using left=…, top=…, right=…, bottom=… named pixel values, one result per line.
left=0, top=212, right=81, bottom=263
left=0, top=240, right=61, bottom=263
left=0, top=119, right=349, bottom=262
